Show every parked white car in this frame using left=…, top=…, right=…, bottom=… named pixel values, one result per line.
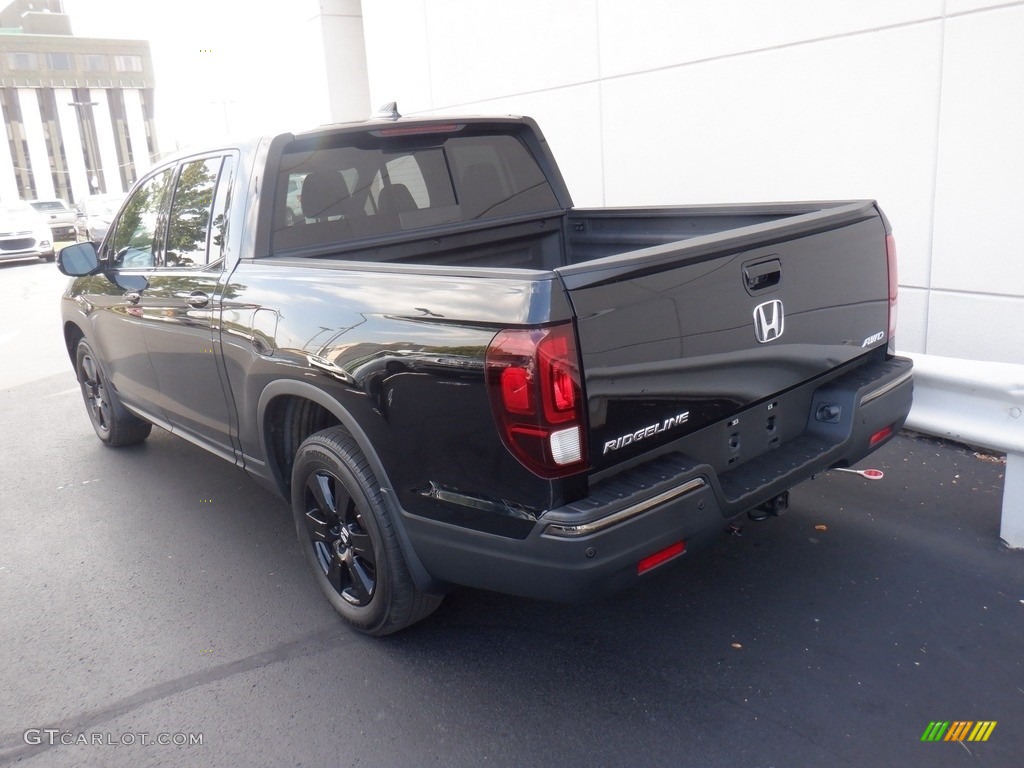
left=0, top=201, right=54, bottom=263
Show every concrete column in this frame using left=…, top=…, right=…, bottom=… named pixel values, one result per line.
left=54, top=88, right=90, bottom=204
left=317, top=0, right=371, bottom=122
left=0, top=122, right=18, bottom=199
left=122, top=89, right=151, bottom=175
left=17, top=88, right=56, bottom=200
left=91, top=90, right=123, bottom=194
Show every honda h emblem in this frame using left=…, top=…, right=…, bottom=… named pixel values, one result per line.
left=753, top=300, right=784, bottom=343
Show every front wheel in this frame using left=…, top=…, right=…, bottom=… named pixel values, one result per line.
left=75, top=339, right=152, bottom=446
left=291, top=427, right=442, bottom=635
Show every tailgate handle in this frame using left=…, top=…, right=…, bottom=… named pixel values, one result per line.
left=744, top=259, right=781, bottom=292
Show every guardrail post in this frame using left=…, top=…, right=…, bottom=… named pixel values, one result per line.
left=1002, top=453, right=1024, bottom=548
left=903, top=353, right=1024, bottom=550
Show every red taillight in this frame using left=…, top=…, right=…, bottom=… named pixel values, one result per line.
left=500, top=367, right=533, bottom=414
left=486, top=323, right=588, bottom=478
left=885, top=234, right=898, bottom=354
left=373, top=123, right=463, bottom=137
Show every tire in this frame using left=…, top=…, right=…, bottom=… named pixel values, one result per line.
left=75, top=339, right=152, bottom=446
left=41, top=251, right=55, bottom=263
left=291, top=427, right=442, bottom=636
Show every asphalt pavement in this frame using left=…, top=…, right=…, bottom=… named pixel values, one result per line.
left=0, top=258, right=1021, bottom=767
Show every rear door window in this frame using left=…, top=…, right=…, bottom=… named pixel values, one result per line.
left=164, top=157, right=221, bottom=268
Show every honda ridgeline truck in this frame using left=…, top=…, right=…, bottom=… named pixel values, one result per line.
left=56, top=111, right=913, bottom=635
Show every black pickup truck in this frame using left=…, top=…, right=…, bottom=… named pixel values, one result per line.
left=57, top=112, right=913, bottom=635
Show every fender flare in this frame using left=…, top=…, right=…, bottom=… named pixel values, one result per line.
left=256, top=378, right=446, bottom=594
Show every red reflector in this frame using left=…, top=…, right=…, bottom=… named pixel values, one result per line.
left=637, top=541, right=686, bottom=575
left=869, top=425, right=893, bottom=447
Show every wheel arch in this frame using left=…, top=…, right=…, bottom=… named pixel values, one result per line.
left=256, top=379, right=446, bottom=594
left=63, top=321, right=86, bottom=367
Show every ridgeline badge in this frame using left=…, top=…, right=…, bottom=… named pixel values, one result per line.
left=602, top=412, right=690, bottom=455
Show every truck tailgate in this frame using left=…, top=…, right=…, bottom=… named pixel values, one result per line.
left=557, top=201, right=892, bottom=473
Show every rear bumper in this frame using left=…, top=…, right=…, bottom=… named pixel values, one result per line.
left=403, top=355, right=913, bottom=601
left=50, top=224, right=76, bottom=239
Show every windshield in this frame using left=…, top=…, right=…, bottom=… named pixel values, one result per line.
left=1, top=203, right=35, bottom=218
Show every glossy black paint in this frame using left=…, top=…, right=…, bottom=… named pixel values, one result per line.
left=562, top=204, right=891, bottom=473
left=58, top=114, right=912, bottom=603
left=218, top=260, right=568, bottom=523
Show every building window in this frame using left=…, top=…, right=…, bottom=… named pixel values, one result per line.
left=45, top=52, right=74, bottom=71
left=5, top=52, right=39, bottom=70
left=113, top=55, right=143, bottom=73
left=82, top=53, right=110, bottom=71
left=0, top=88, right=36, bottom=199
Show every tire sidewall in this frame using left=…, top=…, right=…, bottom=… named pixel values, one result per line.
left=291, top=437, right=393, bottom=633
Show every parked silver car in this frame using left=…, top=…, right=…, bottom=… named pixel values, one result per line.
left=74, top=194, right=126, bottom=245
left=0, top=201, right=54, bottom=263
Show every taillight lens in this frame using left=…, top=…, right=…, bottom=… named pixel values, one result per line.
left=885, top=233, right=898, bottom=354
left=486, top=323, right=588, bottom=478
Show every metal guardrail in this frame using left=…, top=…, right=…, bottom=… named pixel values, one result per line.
left=903, top=352, right=1024, bottom=549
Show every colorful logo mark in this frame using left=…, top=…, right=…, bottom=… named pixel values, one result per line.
left=921, top=721, right=997, bottom=742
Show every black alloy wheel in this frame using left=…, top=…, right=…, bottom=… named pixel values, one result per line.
left=75, top=339, right=151, bottom=446
left=302, top=469, right=377, bottom=607
left=79, top=351, right=112, bottom=437
left=290, top=428, right=442, bottom=635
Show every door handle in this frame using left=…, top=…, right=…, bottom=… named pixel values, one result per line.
left=185, top=291, right=210, bottom=308
left=743, top=258, right=781, bottom=293
left=124, top=291, right=141, bottom=305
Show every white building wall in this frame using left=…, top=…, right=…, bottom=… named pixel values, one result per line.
left=361, top=0, right=1024, bottom=365
left=17, top=88, right=56, bottom=200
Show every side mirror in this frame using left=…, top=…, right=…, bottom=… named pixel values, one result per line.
left=57, top=242, right=101, bottom=276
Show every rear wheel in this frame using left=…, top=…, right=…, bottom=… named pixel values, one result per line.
left=75, top=339, right=152, bottom=446
left=291, top=427, right=442, bottom=635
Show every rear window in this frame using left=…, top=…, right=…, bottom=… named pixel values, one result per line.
left=30, top=201, right=69, bottom=212
left=272, top=128, right=560, bottom=252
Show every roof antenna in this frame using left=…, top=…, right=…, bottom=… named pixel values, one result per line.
left=373, top=102, right=401, bottom=121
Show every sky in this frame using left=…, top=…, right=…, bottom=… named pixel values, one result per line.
left=61, top=0, right=328, bottom=152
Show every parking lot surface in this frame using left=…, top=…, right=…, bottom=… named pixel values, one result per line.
left=0, top=259, right=1020, bottom=767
